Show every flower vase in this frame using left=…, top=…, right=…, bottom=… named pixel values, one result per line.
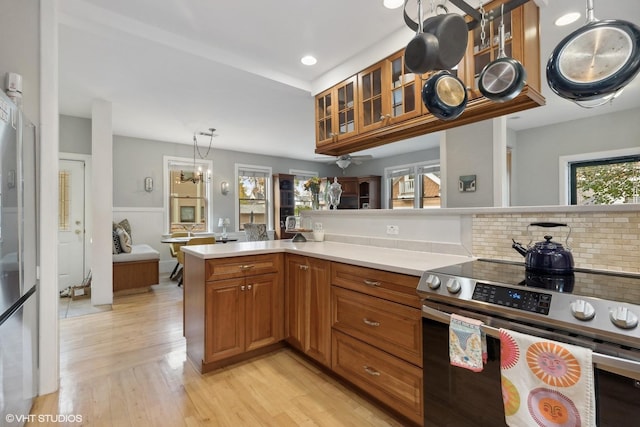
left=312, top=192, right=320, bottom=210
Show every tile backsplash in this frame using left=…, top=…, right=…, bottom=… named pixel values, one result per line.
left=472, top=211, right=640, bottom=274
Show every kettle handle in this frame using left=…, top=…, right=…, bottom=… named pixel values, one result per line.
left=527, top=222, right=572, bottom=249
left=529, top=222, right=567, bottom=228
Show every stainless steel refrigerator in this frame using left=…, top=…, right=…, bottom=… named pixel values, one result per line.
left=0, top=90, right=38, bottom=422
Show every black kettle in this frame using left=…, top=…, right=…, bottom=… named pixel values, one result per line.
left=512, top=222, right=574, bottom=274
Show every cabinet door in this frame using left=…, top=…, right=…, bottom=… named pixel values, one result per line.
left=316, top=88, right=334, bottom=146
left=316, top=76, right=359, bottom=147
left=245, top=272, right=283, bottom=351
left=335, top=76, right=359, bottom=141
left=358, top=61, right=387, bottom=133
left=306, top=257, right=332, bottom=367
left=205, top=278, right=245, bottom=363
left=386, top=50, right=422, bottom=124
left=285, top=255, right=307, bottom=350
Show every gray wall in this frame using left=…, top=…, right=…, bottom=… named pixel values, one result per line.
left=445, top=120, right=494, bottom=208
left=0, top=0, right=40, bottom=125
left=60, top=115, right=91, bottom=154
left=60, top=114, right=337, bottom=230
left=512, top=107, right=640, bottom=206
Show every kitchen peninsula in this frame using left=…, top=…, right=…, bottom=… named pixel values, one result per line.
left=182, top=240, right=471, bottom=425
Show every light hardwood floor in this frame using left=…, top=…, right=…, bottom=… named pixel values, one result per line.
left=28, top=278, right=406, bottom=426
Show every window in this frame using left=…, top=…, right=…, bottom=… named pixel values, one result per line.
left=570, top=155, right=640, bottom=205
left=291, top=169, right=319, bottom=214
left=58, top=170, right=71, bottom=231
left=236, top=164, right=272, bottom=230
left=164, top=156, right=212, bottom=233
left=386, top=162, right=441, bottom=209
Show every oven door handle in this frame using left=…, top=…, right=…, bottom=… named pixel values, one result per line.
left=422, top=304, right=640, bottom=379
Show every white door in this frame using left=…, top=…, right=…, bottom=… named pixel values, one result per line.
left=58, top=159, right=86, bottom=291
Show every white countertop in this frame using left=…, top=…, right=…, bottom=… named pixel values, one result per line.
left=181, top=240, right=473, bottom=277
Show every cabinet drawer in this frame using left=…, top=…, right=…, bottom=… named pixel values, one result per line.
left=206, top=253, right=281, bottom=281
left=332, top=331, right=423, bottom=425
left=331, top=262, right=420, bottom=307
left=332, top=287, right=422, bottom=366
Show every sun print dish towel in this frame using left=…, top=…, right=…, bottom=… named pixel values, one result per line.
left=449, top=313, right=487, bottom=372
left=499, top=329, right=595, bottom=427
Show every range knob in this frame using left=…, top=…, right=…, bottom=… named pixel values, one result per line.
left=609, top=306, right=639, bottom=329
left=426, top=274, right=441, bottom=290
left=446, top=278, right=461, bottom=294
left=570, top=299, right=595, bottom=321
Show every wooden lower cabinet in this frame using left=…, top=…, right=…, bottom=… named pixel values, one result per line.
left=285, top=254, right=332, bottom=367
left=184, top=253, right=284, bottom=372
left=332, top=286, right=422, bottom=366
left=332, top=331, right=423, bottom=425
left=205, top=272, right=283, bottom=363
left=330, top=261, right=423, bottom=425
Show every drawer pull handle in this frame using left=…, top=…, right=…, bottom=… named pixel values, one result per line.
left=363, top=279, right=380, bottom=287
left=363, top=366, right=381, bottom=376
left=299, top=265, right=309, bottom=270
left=240, top=264, right=255, bottom=270
left=363, top=318, right=380, bottom=327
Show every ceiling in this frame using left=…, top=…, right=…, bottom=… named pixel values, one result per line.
left=58, top=0, right=640, bottom=163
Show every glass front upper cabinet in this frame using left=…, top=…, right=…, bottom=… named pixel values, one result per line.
left=358, top=50, right=422, bottom=134
left=316, top=76, right=358, bottom=146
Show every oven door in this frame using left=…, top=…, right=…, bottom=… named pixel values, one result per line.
left=422, top=301, right=640, bottom=427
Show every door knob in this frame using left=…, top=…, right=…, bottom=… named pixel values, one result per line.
left=75, top=229, right=81, bottom=235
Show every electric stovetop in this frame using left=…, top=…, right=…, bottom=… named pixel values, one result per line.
left=427, top=259, right=640, bottom=306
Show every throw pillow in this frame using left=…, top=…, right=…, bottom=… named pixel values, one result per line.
left=112, top=229, right=123, bottom=254
left=116, top=226, right=132, bottom=253
left=113, top=219, right=132, bottom=242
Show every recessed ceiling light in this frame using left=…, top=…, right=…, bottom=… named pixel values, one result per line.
left=383, top=0, right=404, bottom=9
left=301, top=55, right=317, bottom=66
left=555, top=12, right=581, bottom=26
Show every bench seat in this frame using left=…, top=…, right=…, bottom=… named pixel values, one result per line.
left=112, top=244, right=160, bottom=292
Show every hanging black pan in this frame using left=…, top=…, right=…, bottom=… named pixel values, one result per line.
left=422, top=70, right=468, bottom=121
left=478, top=6, right=526, bottom=102
left=403, top=0, right=468, bottom=74
left=546, top=0, right=640, bottom=107
left=404, top=0, right=440, bottom=74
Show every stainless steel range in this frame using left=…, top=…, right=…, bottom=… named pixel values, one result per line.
left=417, top=259, right=640, bottom=427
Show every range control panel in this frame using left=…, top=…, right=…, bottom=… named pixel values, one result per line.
left=472, top=282, right=552, bottom=315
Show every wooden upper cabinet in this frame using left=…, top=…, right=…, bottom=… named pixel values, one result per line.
left=358, top=50, right=423, bottom=134
left=314, top=0, right=542, bottom=157
left=458, top=0, right=540, bottom=99
left=316, top=75, right=358, bottom=147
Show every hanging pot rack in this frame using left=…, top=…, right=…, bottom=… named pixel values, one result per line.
left=445, top=0, right=531, bottom=30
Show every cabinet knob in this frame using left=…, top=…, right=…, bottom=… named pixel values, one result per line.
left=247, top=284, right=252, bottom=290
left=240, top=285, right=245, bottom=291
left=363, top=365, right=381, bottom=377
left=363, top=279, right=380, bottom=287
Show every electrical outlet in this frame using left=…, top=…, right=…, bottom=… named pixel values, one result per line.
left=386, top=225, right=399, bottom=235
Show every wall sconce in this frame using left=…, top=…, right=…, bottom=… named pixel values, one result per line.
left=144, top=176, right=153, bottom=192
left=220, top=181, right=230, bottom=195
left=218, top=217, right=230, bottom=239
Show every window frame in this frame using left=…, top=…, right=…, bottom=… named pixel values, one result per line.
left=290, top=169, right=319, bottom=214
left=235, top=163, right=273, bottom=231
left=569, top=155, right=640, bottom=205
left=163, top=155, right=213, bottom=234
left=559, top=147, right=640, bottom=205
left=384, top=160, right=441, bottom=209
